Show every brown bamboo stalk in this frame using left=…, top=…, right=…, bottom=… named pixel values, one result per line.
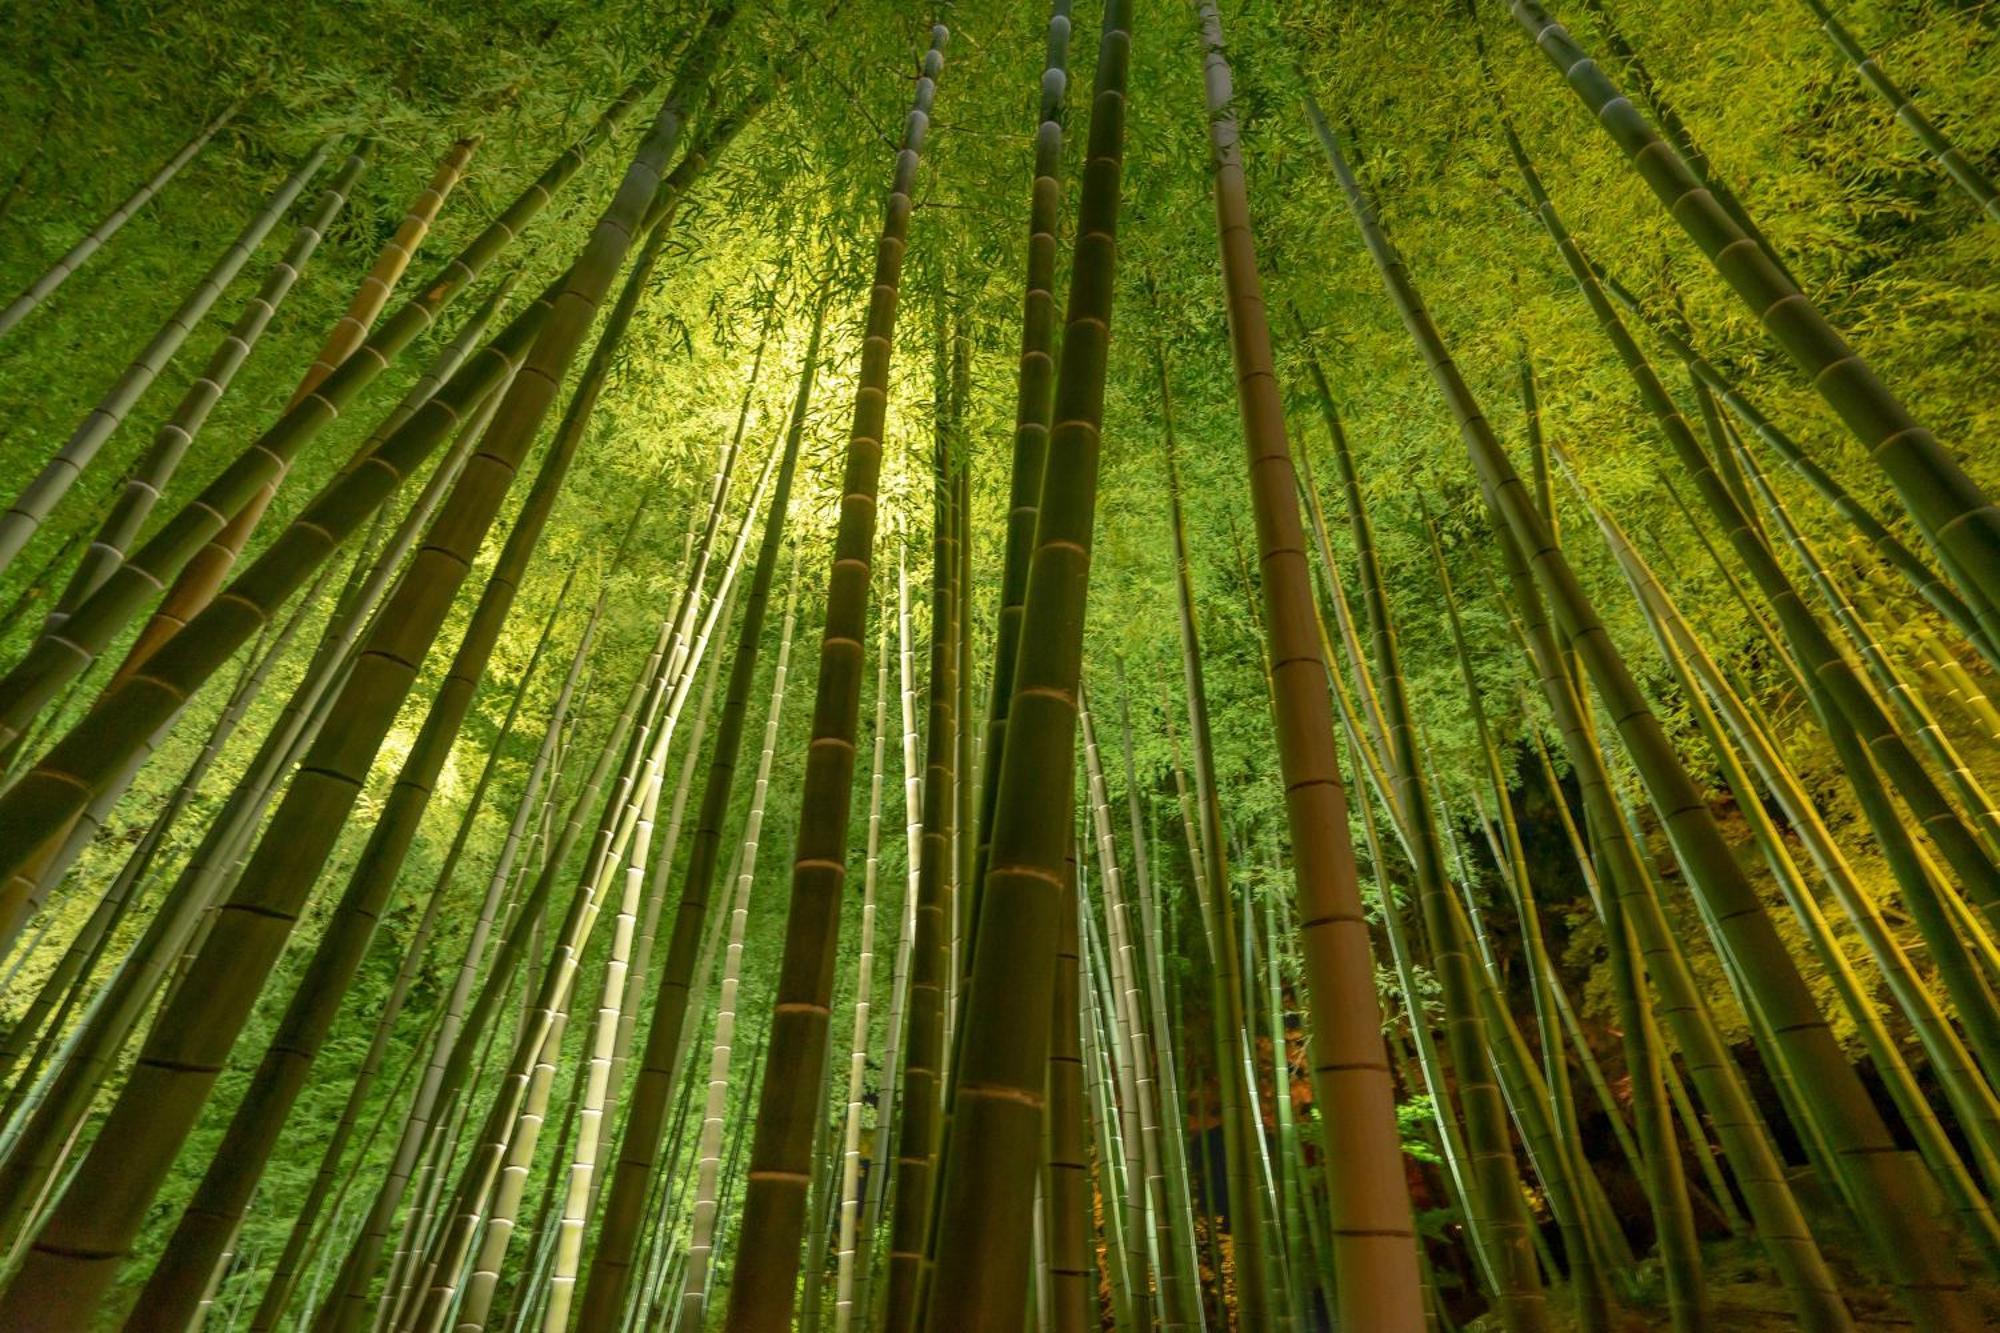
left=724, top=28, right=949, bottom=1328
left=1198, top=7, right=1422, bottom=1324
left=111, top=136, right=480, bottom=685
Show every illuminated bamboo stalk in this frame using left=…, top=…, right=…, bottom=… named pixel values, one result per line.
left=969, top=0, right=1072, bottom=979
left=537, top=620, right=705, bottom=1333
left=1799, top=0, right=2000, bottom=223
left=947, top=367, right=974, bottom=1154
left=1899, top=610, right=2000, bottom=741
left=926, top=2, right=1125, bottom=1319
left=729, top=27, right=949, bottom=1326
left=677, top=556, right=800, bottom=1328
left=1195, top=7, right=1425, bottom=1323
left=882, top=304, right=963, bottom=1331
left=1521, top=717, right=1737, bottom=1245
left=114, top=136, right=481, bottom=683
left=853, top=548, right=926, bottom=1324
left=832, top=603, right=892, bottom=1332
left=599, top=544, right=730, bottom=1190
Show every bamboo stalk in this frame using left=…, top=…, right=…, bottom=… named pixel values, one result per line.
left=1798, top=0, right=2000, bottom=223
left=832, top=592, right=892, bottom=1332
left=881, top=299, right=964, bottom=1331
left=0, top=97, right=242, bottom=342
left=727, top=28, right=950, bottom=1327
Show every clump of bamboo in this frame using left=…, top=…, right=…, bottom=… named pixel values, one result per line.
left=0, top=80, right=699, bottom=1332
left=573, top=292, right=823, bottom=1331
left=123, top=142, right=675, bottom=1330
left=1310, top=370, right=1546, bottom=1330
left=1197, top=6, right=1422, bottom=1325
left=1508, top=0, right=2000, bottom=675
left=0, top=82, right=651, bottom=753
left=926, top=1, right=1130, bottom=1324
left=112, top=136, right=480, bottom=683
left=1316, top=87, right=1973, bottom=1330
left=1495, top=99, right=2000, bottom=944
left=43, top=139, right=390, bottom=628
left=0, top=137, right=336, bottom=578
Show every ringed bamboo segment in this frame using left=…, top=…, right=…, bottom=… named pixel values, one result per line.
left=0, top=97, right=242, bottom=342
left=1198, top=6, right=1422, bottom=1326
left=927, top=4, right=1129, bottom=1325
left=0, top=137, right=334, bottom=578
left=724, top=27, right=948, bottom=1328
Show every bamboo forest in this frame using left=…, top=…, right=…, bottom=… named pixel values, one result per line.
left=6, top=0, right=2000, bottom=1328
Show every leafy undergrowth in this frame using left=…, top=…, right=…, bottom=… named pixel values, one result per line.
left=1462, top=1234, right=2000, bottom=1330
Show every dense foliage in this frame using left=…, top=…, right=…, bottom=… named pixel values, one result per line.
left=0, top=0, right=1996, bottom=1327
